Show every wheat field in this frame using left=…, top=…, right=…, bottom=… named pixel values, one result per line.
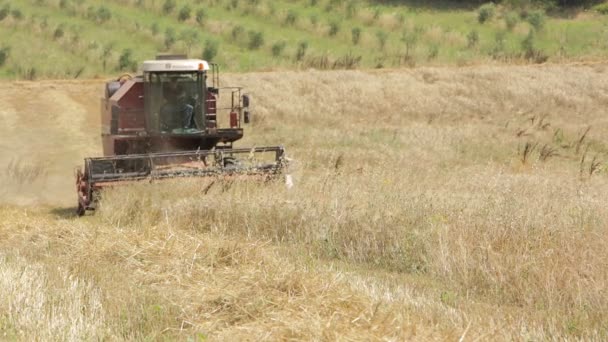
left=1, top=64, right=608, bottom=340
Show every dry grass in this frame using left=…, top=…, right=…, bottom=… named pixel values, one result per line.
left=1, top=64, right=608, bottom=340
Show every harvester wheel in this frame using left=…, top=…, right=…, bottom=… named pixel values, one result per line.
left=76, top=203, right=86, bottom=217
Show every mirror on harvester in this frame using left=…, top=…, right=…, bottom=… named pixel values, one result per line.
left=242, top=94, right=250, bottom=108
left=244, top=110, right=251, bottom=124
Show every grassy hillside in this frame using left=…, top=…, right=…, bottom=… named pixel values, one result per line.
left=1, top=65, right=608, bottom=339
left=1, top=0, right=608, bottom=79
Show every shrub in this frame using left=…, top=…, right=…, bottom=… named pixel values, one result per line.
left=0, top=46, right=10, bottom=67
left=309, top=14, right=318, bottom=26
left=0, top=5, right=9, bottom=21
left=180, top=29, right=199, bottom=52
left=53, top=24, right=65, bottom=40
left=491, top=30, right=507, bottom=58
left=592, top=3, right=608, bottom=14
left=118, top=48, right=136, bottom=71
left=102, top=43, right=114, bottom=71
left=162, top=0, right=175, bottom=14
left=195, top=8, right=206, bottom=25
left=376, top=30, right=388, bottom=50
left=527, top=10, right=546, bottom=31
left=271, top=40, right=286, bottom=57
left=521, top=29, right=535, bottom=55
left=427, top=44, right=439, bottom=60
left=295, top=40, right=308, bottom=61
left=164, top=28, right=176, bottom=49
left=521, top=29, right=547, bottom=63
left=328, top=20, right=340, bottom=36
left=401, top=26, right=422, bottom=57
left=351, top=27, right=361, bottom=45
left=324, top=0, right=336, bottom=12
left=96, top=6, right=111, bottom=23
left=86, top=6, right=95, bottom=20
left=202, top=40, right=219, bottom=61
left=346, top=0, right=357, bottom=19
left=151, top=22, right=159, bottom=35
left=373, top=8, right=381, bottom=20
left=478, top=3, right=495, bottom=24
left=247, top=30, right=264, bottom=50
left=284, top=10, right=297, bottom=26
left=505, top=11, right=518, bottom=31
left=11, top=9, right=23, bottom=20
left=23, top=67, right=36, bottom=80
left=178, top=5, right=191, bottom=22
left=231, top=25, right=244, bottom=41
left=467, top=29, right=479, bottom=48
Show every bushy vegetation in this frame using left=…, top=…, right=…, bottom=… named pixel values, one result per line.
left=0, top=0, right=607, bottom=77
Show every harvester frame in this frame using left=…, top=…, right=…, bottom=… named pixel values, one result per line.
left=75, top=55, right=285, bottom=215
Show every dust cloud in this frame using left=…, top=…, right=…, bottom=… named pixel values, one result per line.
left=0, top=81, right=102, bottom=206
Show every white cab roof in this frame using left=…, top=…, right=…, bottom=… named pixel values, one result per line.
left=142, top=59, right=210, bottom=72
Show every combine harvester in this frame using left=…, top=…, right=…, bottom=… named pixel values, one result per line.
left=75, top=55, right=286, bottom=215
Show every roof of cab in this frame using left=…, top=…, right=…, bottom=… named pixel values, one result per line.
left=141, top=59, right=210, bottom=72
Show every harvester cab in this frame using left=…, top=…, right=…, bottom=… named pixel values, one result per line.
left=75, top=55, right=285, bottom=216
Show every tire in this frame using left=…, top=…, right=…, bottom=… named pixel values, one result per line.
left=76, top=203, right=86, bottom=217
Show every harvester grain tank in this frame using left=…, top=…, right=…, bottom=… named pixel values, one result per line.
left=75, top=55, right=285, bottom=215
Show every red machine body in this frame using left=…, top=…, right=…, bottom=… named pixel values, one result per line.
left=75, top=56, right=285, bottom=216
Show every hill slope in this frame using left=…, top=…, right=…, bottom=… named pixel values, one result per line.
left=1, top=0, right=607, bottom=78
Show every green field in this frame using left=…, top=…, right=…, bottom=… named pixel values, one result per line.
left=1, top=0, right=608, bottom=79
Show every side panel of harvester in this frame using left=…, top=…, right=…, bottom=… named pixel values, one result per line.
left=101, top=79, right=146, bottom=156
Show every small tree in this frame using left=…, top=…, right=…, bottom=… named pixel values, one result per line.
left=346, top=1, right=357, bottom=19
left=527, top=10, right=546, bottom=31
left=0, top=5, right=9, bottom=21
left=102, top=42, right=114, bottom=71
left=376, top=30, right=388, bottom=50
left=401, top=26, right=421, bottom=57
left=478, top=3, right=495, bottom=24
left=427, top=44, right=439, bottom=60
left=467, top=29, right=479, bottom=49
left=295, top=40, right=308, bottom=61
left=118, top=49, right=136, bottom=71
left=271, top=41, right=286, bottom=57
left=151, top=22, right=159, bottom=35
left=96, top=6, right=112, bottom=23
left=309, top=14, right=318, bottom=26
left=247, top=30, right=264, bottom=50
left=231, top=25, right=244, bottom=41
left=162, top=0, right=175, bottom=14
left=351, top=27, right=361, bottom=45
left=11, top=8, right=23, bottom=20
left=0, top=46, right=10, bottom=67
left=505, top=11, right=518, bottom=31
left=180, top=29, right=199, bottom=54
left=164, top=28, right=176, bottom=49
left=53, top=24, right=65, bottom=40
left=178, top=5, right=191, bottom=22
left=202, top=40, right=219, bottom=61
left=284, top=10, right=297, bottom=26
left=328, top=20, right=340, bottom=36
left=195, top=8, right=206, bottom=25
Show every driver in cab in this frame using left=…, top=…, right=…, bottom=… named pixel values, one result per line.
left=161, top=77, right=194, bottom=131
